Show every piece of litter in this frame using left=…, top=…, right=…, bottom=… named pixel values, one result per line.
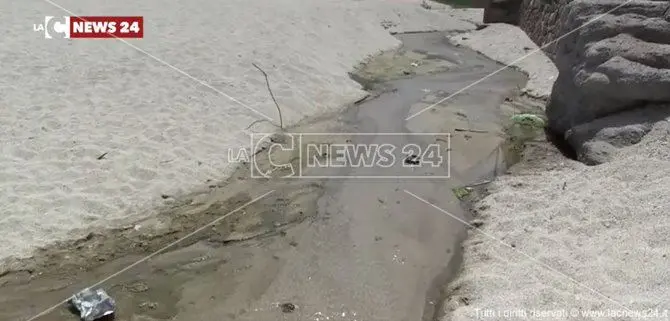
left=280, top=302, right=296, bottom=313
left=410, top=62, right=419, bottom=67
left=70, top=288, right=115, bottom=321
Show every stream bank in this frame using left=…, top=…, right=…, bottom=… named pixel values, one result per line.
left=0, top=31, right=538, bottom=321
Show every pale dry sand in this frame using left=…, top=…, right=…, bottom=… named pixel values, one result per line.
left=442, top=16, right=670, bottom=321
left=444, top=122, right=670, bottom=321
left=0, top=0, right=479, bottom=262
left=449, top=23, right=558, bottom=99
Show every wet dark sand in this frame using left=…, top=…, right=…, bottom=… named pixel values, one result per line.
left=0, top=32, right=532, bottom=321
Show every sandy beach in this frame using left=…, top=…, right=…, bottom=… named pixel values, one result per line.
left=0, top=1, right=539, bottom=320
left=0, top=22, right=539, bottom=320
left=6, top=0, right=666, bottom=320
left=1, top=0, right=478, bottom=263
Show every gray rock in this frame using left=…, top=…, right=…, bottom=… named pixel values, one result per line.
left=578, top=140, right=618, bottom=165
left=517, top=0, right=575, bottom=59
left=564, top=104, right=670, bottom=165
left=547, top=0, right=670, bottom=134
left=482, top=0, right=522, bottom=24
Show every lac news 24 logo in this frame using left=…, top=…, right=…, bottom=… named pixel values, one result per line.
left=33, top=16, right=143, bottom=39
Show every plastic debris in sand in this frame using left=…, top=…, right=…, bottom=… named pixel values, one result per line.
left=70, top=288, right=116, bottom=321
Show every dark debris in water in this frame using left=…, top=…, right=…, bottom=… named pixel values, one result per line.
left=280, top=302, right=296, bottom=313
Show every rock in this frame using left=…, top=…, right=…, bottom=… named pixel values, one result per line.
left=472, top=0, right=491, bottom=7
left=564, top=104, right=670, bottom=165
left=577, top=140, right=617, bottom=165
left=483, top=0, right=522, bottom=24
left=495, top=0, right=576, bottom=59
left=546, top=0, right=670, bottom=134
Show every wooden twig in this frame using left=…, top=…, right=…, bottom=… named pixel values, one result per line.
left=454, top=128, right=489, bottom=133
left=245, top=119, right=276, bottom=130
left=467, top=179, right=493, bottom=187
left=252, top=63, right=284, bottom=129
left=494, top=145, right=499, bottom=178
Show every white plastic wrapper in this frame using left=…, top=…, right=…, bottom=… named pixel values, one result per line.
left=70, top=288, right=116, bottom=321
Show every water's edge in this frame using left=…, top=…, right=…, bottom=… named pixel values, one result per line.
left=1, top=31, right=544, bottom=321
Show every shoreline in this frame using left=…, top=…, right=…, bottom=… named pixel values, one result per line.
left=1, top=29, right=538, bottom=321
left=1, top=0, right=481, bottom=263
left=440, top=11, right=670, bottom=321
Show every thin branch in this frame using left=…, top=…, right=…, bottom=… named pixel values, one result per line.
left=467, top=179, right=493, bottom=187
left=252, top=63, right=284, bottom=129
left=454, top=128, right=489, bottom=133
left=494, top=144, right=499, bottom=178
left=245, top=119, right=279, bottom=130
